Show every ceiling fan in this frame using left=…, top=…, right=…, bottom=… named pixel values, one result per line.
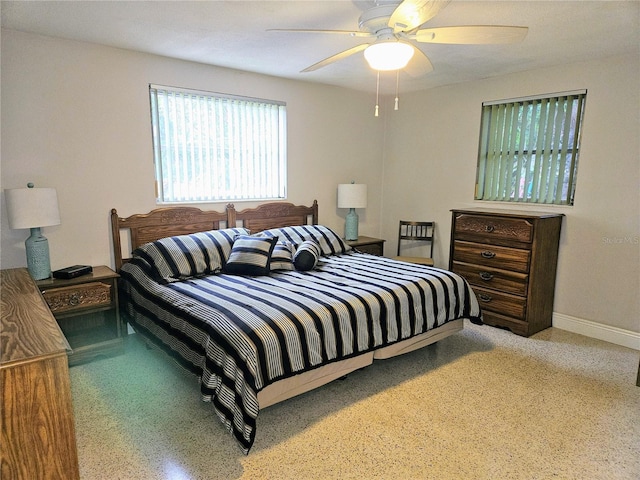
left=269, top=0, right=528, bottom=77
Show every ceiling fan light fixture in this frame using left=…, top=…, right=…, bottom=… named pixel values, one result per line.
left=364, top=41, right=414, bottom=71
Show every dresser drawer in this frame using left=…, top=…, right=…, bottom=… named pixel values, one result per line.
left=41, top=282, right=112, bottom=313
left=454, top=213, right=534, bottom=244
left=452, top=241, right=530, bottom=273
left=451, top=261, right=528, bottom=296
left=472, top=286, right=527, bottom=320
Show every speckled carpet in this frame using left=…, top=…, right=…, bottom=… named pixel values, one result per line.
left=69, top=320, right=640, bottom=480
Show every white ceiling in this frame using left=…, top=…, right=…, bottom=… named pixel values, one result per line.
left=2, top=0, right=638, bottom=94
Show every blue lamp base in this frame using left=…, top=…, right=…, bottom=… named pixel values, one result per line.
left=344, top=208, right=359, bottom=241
left=25, top=227, right=52, bottom=280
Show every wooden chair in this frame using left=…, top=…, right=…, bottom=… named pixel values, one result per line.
left=393, top=220, right=435, bottom=266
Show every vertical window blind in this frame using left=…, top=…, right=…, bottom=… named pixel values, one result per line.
left=475, top=90, right=586, bottom=205
left=150, top=85, right=287, bottom=203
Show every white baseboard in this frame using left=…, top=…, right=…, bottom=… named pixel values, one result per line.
left=553, top=313, right=640, bottom=350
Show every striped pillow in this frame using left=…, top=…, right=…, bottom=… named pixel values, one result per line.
left=224, top=235, right=278, bottom=276
left=133, top=228, right=249, bottom=283
left=270, top=241, right=295, bottom=271
left=258, top=225, right=351, bottom=256
left=293, top=240, right=321, bottom=271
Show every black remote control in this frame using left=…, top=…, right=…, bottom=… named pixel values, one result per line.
left=52, top=265, right=93, bottom=279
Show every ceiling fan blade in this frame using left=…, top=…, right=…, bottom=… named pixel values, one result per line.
left=389, top=0, right=452, bottom=33
left=403, top=46, right=434, bottom=77
left=415, top=26, right=528, bottom=44
left=301, top=43, right=371, bottom=72
left=268, top=28, right=373, bottom=38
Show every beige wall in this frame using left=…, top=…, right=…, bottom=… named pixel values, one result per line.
left=382, top=54, right=640, bottom=335
left=1, top=29, right=385, bottom=269
left=2, top=29, right=638, bottom=341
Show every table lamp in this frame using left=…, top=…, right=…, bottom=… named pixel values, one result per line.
left=5, top=182, right=61, bottom=280
left=337, top=182, right=367, bottom=241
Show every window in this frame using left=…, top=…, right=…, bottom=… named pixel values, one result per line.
left=475, top=91, right=586, bottom=205
left=150, top=85, right=287, bottom=203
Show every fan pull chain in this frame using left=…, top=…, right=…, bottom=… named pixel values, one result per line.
left=394, top=70, right=400, bottom=111
left=374, top=71, right=380, bottom=117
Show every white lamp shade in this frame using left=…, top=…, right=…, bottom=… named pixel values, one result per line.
left=364, top=42, right=414, bottom=71
left=5, top=186, right=61, bottom=229
left=338, top=184, right=368, bottom=209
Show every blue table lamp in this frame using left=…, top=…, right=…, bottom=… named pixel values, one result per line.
left=338, top=182, right=367, bottom=241
left=5, top=183, right=61, bottom=280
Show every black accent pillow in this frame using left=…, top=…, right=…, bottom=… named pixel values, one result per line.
left=293, top=240, right=321, bottom=271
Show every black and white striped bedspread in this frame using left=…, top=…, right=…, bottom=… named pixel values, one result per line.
left=120, top=252, right=481, bottom=453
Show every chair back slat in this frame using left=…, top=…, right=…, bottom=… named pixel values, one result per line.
left=397, top=220, right=435, bottom=258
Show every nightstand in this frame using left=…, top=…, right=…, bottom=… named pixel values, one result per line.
left=346, top=236, right=386, bottom=256
left=36, top=265, right=124, bottom=365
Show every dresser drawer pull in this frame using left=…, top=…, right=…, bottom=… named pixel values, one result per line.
left=479, top=272, right=494, bottom=281
left=485, top=224, right=495, bottom=233
left=478, top=293, right=493, bottom=303
left=481, top=250, right=496, bottom=259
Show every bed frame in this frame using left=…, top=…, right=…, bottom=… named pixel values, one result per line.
left=111, top=201, right=318, bottom=270
left=110, top=201, right=462, bottom=408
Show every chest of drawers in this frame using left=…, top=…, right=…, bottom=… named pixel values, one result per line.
left=449, top=209, right=563, bottom=337
left=1, top=268, right=80, bottom=479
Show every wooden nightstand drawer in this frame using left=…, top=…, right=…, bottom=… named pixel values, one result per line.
left=355, top=242, right=383, bottom=255
left=346, top=236, right=385, bottom=256
left=42, top=282, right=112, bottom=313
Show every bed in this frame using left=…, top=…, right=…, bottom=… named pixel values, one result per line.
left=111, top=201, right=482, bottom=453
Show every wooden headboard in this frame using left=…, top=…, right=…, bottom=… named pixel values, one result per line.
left=231, top=200, right=318, bottom=232
left=111, top=201, right=318, bottom=271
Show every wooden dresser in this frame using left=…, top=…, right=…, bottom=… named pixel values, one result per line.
left=1, top=268, right=80, bottom=479
left=449, top=209, right=563, bottom=337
